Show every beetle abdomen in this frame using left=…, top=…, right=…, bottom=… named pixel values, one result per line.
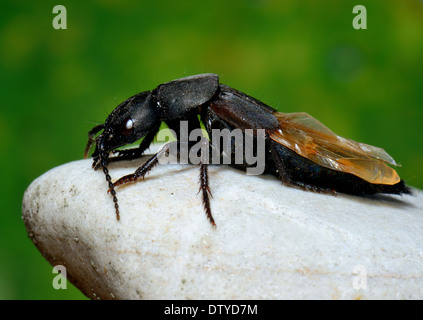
left=268, top=142, right=411, bottom=195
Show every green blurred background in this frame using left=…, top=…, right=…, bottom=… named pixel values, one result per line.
left=1, top=0, right=422, bottom=299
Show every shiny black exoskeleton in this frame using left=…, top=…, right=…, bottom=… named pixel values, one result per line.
left=85, top=74, right=410, bottom=226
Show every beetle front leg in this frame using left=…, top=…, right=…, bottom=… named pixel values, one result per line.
left=111, top=139, right=218, bottom=226
left=111, top=140, right=186, bottom=188
left=111, top=149, right=161, bottom=188
left=111, top=140, right=206, bottom=187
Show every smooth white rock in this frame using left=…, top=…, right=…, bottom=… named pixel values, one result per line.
left=22, top=147, right=423, bottom=300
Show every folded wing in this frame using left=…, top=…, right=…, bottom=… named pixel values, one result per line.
left=268, top=112, right=400, bottom=185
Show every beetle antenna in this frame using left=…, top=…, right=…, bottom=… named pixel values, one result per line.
left=101, top=153, right=120, bottom=221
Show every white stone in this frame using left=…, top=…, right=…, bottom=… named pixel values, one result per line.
left=22, top=146, right=423, bottom=300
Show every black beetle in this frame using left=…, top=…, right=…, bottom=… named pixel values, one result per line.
left=85, top=73, right=410, bottom=226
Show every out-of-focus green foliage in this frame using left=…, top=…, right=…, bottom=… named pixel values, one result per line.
left=1, top=0, right=422, bottom=299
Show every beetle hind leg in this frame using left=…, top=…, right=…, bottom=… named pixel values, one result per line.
left=288, top=180, right=337, bottom=195
left=198, top=162, right=216, bottom=227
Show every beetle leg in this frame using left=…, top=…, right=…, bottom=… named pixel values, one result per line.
left=99, top=152, right=121, bottom=220
left=112, top=151, right=161, bottom=188
left=269, top=142, right=293, bottom=184
left=111, top=138, right=217, bottom=226
left=196, top=137, right=215, bottom=226
left=289, top=181, right=337, bottom=195
left=104, top=165, right=120, bottom=221
left=111, top=141, right=185, bottom=188
left=199, top=162, right=215, bottom=227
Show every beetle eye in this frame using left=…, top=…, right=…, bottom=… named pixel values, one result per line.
left=121, top=118, right=134, bottom=136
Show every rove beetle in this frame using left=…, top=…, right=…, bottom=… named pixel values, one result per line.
left=84, top=73, right=411, bottom=226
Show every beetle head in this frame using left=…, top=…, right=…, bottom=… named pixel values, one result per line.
left=84, top=91, right=160, bottom=164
